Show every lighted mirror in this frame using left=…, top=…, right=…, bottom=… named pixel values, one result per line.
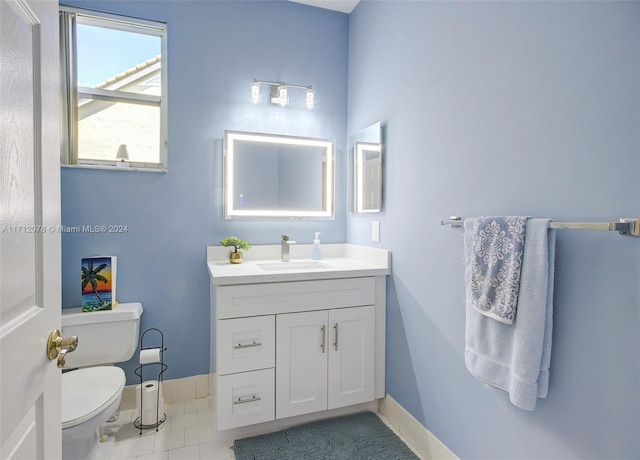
left=224, top=131, right=334, bottom=219
left=353, top=122, right=382, bottom=212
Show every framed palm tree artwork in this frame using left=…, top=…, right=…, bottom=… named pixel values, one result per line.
left=81, top=256, right=117, bottom=311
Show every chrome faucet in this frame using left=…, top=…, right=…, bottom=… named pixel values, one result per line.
left=281, top=234, right=296, bottom=262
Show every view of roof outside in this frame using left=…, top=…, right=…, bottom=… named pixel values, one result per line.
left=77, top=24, right=162, bottom=163
left=77, top=24, right=160, bottom=87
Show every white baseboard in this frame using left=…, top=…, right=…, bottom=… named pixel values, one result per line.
left=379, top=394, right=458, bottom=460
left=119, top=374, right=209, bottom=411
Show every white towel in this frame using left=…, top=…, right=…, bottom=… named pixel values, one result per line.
left=464, top=218, right=556, bottom=410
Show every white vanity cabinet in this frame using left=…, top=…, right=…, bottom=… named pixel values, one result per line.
left=208, top=244, right=390, bottom=435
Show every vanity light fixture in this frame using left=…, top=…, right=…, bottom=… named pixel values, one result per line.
left=250, top=78, right=315, bottom=110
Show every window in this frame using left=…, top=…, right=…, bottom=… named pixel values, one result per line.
left=60, top=7, right=167, bottom=170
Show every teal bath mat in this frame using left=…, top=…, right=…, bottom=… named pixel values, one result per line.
left=233, top=411, right=419, bottom=460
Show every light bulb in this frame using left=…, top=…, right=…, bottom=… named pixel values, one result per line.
left=250, top=79, right=260, bottom=104
left=277, top=84, right=289, bottom=107
left=305, top=86, right=314, bottom=110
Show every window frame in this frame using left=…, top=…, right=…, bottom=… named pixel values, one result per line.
left=59, top=6, right=168, bottom=171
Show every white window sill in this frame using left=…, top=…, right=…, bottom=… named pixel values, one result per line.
left=61, top=164, right=167, bottom=173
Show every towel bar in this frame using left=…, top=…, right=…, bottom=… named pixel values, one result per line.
left=440, top=216, right=640, bottom=236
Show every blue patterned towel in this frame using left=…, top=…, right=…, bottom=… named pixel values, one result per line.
left=469, top=216, right=528, bottom=324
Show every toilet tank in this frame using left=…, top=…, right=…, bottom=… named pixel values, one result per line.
left=61, top=302, right=143, bottom=369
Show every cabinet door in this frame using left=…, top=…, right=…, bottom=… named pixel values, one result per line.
left=276, top=310, right=328, bottom=419
left=328, top=305, right=375, bottom=410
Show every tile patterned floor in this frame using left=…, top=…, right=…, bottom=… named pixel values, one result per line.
left=94, top=398, right=234, bottom=460
left=93, top=397, right=423, bottom=460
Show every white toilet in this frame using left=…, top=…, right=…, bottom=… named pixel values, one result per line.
left=61, top=302, right=143, bottom=460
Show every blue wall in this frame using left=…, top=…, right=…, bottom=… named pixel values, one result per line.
left=347, top=1, right=639, bottom=459
left=60, top=0, right=348, bottom=383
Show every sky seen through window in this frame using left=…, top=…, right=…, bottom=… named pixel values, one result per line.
left=77, top=24, right=161, bottom=87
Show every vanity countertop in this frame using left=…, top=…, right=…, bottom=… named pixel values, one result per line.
left=207, top=244, right=390, bottom=286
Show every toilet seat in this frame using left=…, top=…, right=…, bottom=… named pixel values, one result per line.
left=62, top=366, right=125, bottom=429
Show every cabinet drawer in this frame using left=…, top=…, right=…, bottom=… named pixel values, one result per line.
left=217, top=316, right=275, bottom=375
left=217, top=369, right=275, bottom=430
left=217, top=277, right=376, bottom=319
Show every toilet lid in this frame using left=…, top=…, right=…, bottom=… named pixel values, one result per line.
left=62, top=367, right=125, bottom=429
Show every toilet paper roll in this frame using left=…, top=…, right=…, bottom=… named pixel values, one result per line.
left=139, top=348, right=161, bottom=365
left=140, top=408, right=161, bottom=426
left=135, top=380, right=164, bottom=412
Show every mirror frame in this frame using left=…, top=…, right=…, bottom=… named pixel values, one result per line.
left=353, top=122, right=382, bottom=213
left=223, top=130, right=335, bottom=219
left=355, top=141, right=382, bottom=212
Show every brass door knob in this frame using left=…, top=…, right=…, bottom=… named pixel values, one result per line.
left=47, top=329, right=78, bottom=368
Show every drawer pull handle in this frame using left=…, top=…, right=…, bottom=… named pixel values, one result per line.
left=320, top=325, right=326, bottom=353
left=233, top=395, right=261, bottom=405
left=234, top=341, right=262, bottom=349
left=333, top=323, right=339, bottom=351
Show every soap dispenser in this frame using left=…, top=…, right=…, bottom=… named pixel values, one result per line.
left=311, top=232, right=322, bottom=260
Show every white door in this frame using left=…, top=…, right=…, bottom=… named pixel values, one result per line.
left=275, top=310, right=328, bottom=419
left=1, top=0, right=62, bottom=458
left=328, top=305, right=375, bottom=410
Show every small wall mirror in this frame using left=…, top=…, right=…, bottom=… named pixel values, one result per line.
left=224, top=131, right=334, bottom=219
left=353, top=122, right=382, bottom=212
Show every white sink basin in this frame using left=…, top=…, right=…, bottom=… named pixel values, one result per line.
left=257, top=261, right=330, bottom=271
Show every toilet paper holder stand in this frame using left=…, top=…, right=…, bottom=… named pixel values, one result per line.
left=134, top=328, right=167, bottom=433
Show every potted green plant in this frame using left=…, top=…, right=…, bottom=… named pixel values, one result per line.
left=219, top=236, right=251, bottom=264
